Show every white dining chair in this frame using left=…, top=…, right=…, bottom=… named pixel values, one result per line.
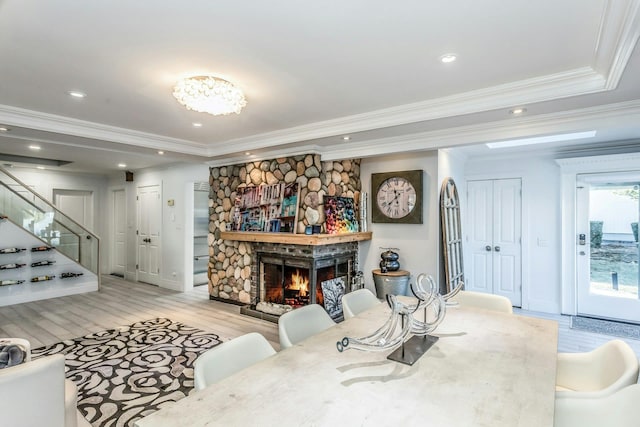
left=0, top=351, right=91, bottom=427
left=555, top=339, right=639, bottom=398
left=554, top=383, right=640, bottom=427
left=193, top=332, right=276, bottom=391
left=278, top=304, right=336, bottom=349
left=341, top=288, right=380, bottom=320
left=449, top=290, right=513, bottom=314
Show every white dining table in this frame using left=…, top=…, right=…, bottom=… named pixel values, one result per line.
left=135, top=301, right=559, bottom=427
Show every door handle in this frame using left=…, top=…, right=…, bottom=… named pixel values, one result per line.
left=485, top=245, right=492, bottom=251
left=494, top=246, right=501, bottom=252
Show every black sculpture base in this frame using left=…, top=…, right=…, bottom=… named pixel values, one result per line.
left=387, top=334, right=439, bottom=366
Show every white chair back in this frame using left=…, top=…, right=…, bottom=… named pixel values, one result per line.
left=0, top=354, right=67, bottom=427
left=278, top=304, right=336, bottom=349
left=341, top=288, right=380, bottom=320
left=450, top=290, right=513, bottom=314
left=556, top=339, right=639, bottom=397
left=194, top=332, right=276, bottom=391
left=554, top=383, right=640, bottom=427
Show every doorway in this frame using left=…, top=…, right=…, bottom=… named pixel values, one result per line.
left=110, top=189, right=126, bottom=277
left=137, top=184, right=161, bottom=286
left=576, top=172, right=640, bottom=322
left=466, top=178, right=522, bottom=306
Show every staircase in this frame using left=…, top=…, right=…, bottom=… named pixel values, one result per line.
left=0, top=167, right=100, bottom=306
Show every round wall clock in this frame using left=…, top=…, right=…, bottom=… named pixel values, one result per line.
left=371, top=170, right=423, bottom=224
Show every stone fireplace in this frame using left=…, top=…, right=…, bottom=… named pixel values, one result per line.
left=207, top=154, right=363, bottom=306
left=240, top=241, right=358, bottom=322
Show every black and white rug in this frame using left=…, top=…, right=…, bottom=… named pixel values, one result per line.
left=32, top=318, right=221, bottom=427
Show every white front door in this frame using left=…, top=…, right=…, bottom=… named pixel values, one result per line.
left=467, top=178, right=522, bottom=306
left=137, top=185, right=161, bottom=286
left=111, top=189, right=126, bottom=276
left=576, top=173, right=640, bottom=322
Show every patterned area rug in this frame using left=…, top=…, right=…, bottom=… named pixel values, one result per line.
left=32, top=318, right=221, bottom=427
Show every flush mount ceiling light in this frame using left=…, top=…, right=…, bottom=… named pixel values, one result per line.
left=486, top=130, right=597, bottom=149
left=173, top=76, right=247, bottom=116
left=440, top=53, right=457, bottom=63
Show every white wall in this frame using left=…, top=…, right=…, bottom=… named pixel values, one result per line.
left=360, top=151, right=440, bottom=294
left=463, top=153, right=562, bottom=313
left=107, top=163, right=209, bottom=291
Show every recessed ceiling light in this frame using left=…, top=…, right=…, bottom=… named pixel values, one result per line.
left=342, top=136, right=350, bottom=141
left=0, top=126, right=9, bottom=132
left=192, top=122, right=203, bottom=128
left=29, top=145, right=41, bottom=151
left=157, top=151, right=164, bottom=155
left=36, top=166, right=45, bottom=170
left=68, top=91, right=86, bottom=98
left=245, top=152, right=251, bottom=156
left=118, top=163, right=127, bottom=168
left=486, top=130, right=597, bottom=149
left=440, top=54, right=457, bottom=63
left=510, top=107, right=527, bottom=115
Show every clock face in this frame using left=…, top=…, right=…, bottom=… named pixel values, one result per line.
left=376, top=177, right=417, bottom=219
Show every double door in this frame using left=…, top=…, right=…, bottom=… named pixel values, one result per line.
left=467, top=178, right=522, bottom=306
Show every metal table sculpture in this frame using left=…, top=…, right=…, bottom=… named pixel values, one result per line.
left=337, top=274, right=462, bottom=365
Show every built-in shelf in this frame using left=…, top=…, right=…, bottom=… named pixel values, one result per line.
left=220, top=231, right=372, bottom=246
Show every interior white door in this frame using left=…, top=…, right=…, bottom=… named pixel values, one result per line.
left=53, top=189, right=93, bottom=229
left=53, top=189, right=93, bottom=260
left=111, top=189, right=126, bottom=276
left=137, top=185, right=161, bottom=286
left=576, top=173, right=640, bottom=322
left=466, top=179, right=522, bottom=306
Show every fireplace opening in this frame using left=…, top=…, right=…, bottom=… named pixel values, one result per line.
left=238, top=242, right=358, bottom=323
left=257, top=252, right=354, bottom=320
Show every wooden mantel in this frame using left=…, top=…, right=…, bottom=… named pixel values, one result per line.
left=220, top=231, right=372, bottom=246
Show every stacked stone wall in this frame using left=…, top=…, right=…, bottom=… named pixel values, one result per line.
left=208, top=154, right=361, bottom=303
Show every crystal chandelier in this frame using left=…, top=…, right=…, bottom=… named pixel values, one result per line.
left=172, top=76, right=247, bottom=116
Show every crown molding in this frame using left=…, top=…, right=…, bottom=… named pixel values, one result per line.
left=556, top=151, right=640, bottom=172
left=205, top=145, right=323, bottom=168
left=596, top=0, right=640, bottom=89
left=0, top=104, right=207, bottom=156
left=319, top=99, right=640, bottom=161
left=206, top=67, right=606, bottom=156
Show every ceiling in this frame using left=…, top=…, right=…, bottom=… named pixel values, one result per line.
left=1, top=0, right=640, bottom=174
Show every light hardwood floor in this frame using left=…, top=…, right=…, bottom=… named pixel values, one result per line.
left=0, top=275, right=279, bottom=350
left=2, top=275, right=640, bottom=359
